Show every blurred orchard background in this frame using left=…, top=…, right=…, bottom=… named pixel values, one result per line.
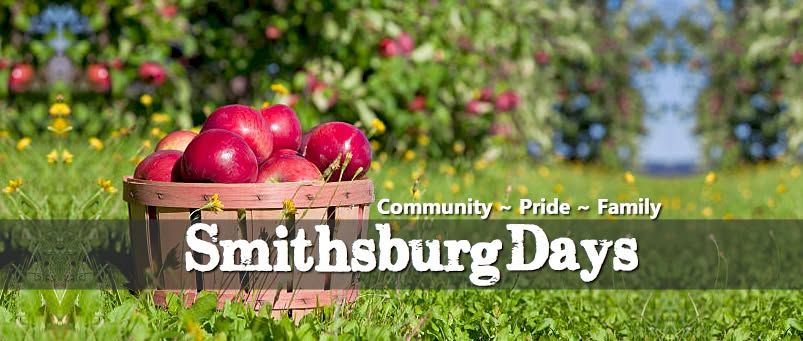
left=0, top=0, right=800, bottom=170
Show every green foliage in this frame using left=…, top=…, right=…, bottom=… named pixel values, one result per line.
left=0, top=1, right=651, bottom=162
left=683, top=0, right=803, bottom=166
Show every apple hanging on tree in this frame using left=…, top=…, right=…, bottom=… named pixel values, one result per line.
left=9, top=63, right=34, bottom=93
left=138, top=61, right=167, bottom=86
left=86, top=63, right=111, bottom=92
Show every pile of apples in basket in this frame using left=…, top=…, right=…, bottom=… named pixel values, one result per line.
left=134, top=104, right=372, bottom=183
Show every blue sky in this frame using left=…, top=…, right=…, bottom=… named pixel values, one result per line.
left=636, top=0, right=704, bottom=165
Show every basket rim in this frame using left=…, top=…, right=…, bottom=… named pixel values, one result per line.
left=122, top=176, right=374, bottom=209
left=123, top=176, right=371, bottom=188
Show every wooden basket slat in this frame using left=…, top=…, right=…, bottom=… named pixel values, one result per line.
left=155, top=208, right=198, bottom=290
left=246, top=209, right=294, bottom=298
left=330, top=206, right=368, bottom=291
left=127, top=203, right=152, bottom=289
left=200, top=210, right=243, bottom=294
left=124, top=177, right=372, bottom=320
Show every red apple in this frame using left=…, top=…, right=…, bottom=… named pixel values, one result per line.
left=303, top=122, right=371, bottom=181
left=495, top=90, right=521, bottom=112
left=134, top=150, right=183, bottom=182
left=180, top=129, right=258, bottom=183
left=379, top=38, right=400, bottom=57
left=265, top=25, right=282, bottom=40
left=257, top=154, right=322, bottom=183
left=535, top=51, right=550, bottom=65
left=260, top=104, right=302, bottom=151
left=791, top=50, right=803, bottom=65
left=396, top=32, right=415, bottom=54
left=408, top=95, right=426, bottom=112
left=466, top=99, right=491, bottom=115
left=155, top=130, right=197, bottom=152
left=160, top=5, right=177, bottom=18
left=271, top=148, right=300, bottom=159
left=87, top=63, right=111, bottom=92
left=138, top=61, right=166, bottom=86
left=299, top=126, right=321, bottom=155
left=111, top=58, right=124, bottom=70
left=9, top=63, right=34, bottom=93
left=202, top=104, right=273, bottom=163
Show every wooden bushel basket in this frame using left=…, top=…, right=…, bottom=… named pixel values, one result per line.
left=122, top=177, right=373, bottom=319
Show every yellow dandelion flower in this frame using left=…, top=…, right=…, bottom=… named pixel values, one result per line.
left=537, top=166, right=550, bottom=177
left=412, top=190, right=421, bottom=200
left=516, top=185, right=528, bottom=195
left=383, top=180, right=395, bottom=190
left=185, top=319, right=204, bottom=341
left=723, top=212, right=734, bottom=220
left=453, top=141, right=465, bottom=154
left=776, top=183, right=787, bottom=194
left=410, top=168, right=424, bottom=180
left=403, top=150, right=416, bottom=161
left=0, top=130, right=9, bottom=139
left=261, top=101, right=271, bottom=109
left=3, top=178, right=23, bottom=194
left=49, top=102, right=71, bottom=117
left=623, top=171, right=635, bottom=184
left=553, top=183, right=564, bottom=194
left=197, top=193, right=224, bottom=214
left=48, top=118, right=73, bottom=136
left=110, top=127, right=130, bottom=138
left=474, top=159, right=488, bottom=171
left=790, top=166, right=801, bottom=178
left=371, top=140, right=381, bottom=152
left=704, top=171, right=717, bottom=185
left=767, top=197, right=776, bottom=208
left=97, top=178, right=117, bottom=194
left=140, top=94, right=153, bottom=106
left=371, top=161, right=381, bottom=171
left=47, top=150, right=59, bottom=164
left=417, top=134, right=430, bottom=146
left=88, top=137, right=104, bottom=151
left=463, top=173, right=475, bottom=185
left=283, top=199, right=297, bottom=216
left=450, top=183, right=460, bottom=193
left=701, top=207, right=713, bottom=217
left=371, top=119, right=386, bottom=135
left=150, top=128, right=163, bottom=138
left=271, top=83, right=289, bottom=95
left=671, top=196, right=681, bottom=210
left=61, top=149, right=73, bottom=164
left=16, top=137, right=32, bottom=151
left=142, top=140, right=153, bottom=149
left=492, top=201, right=503, bottom=212
left=445, top=166, right=456, bottom=176
left=150, top=113, right=170, bottom=124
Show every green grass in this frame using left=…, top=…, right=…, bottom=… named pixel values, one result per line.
left=0, top=136, right=801, bottom=339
